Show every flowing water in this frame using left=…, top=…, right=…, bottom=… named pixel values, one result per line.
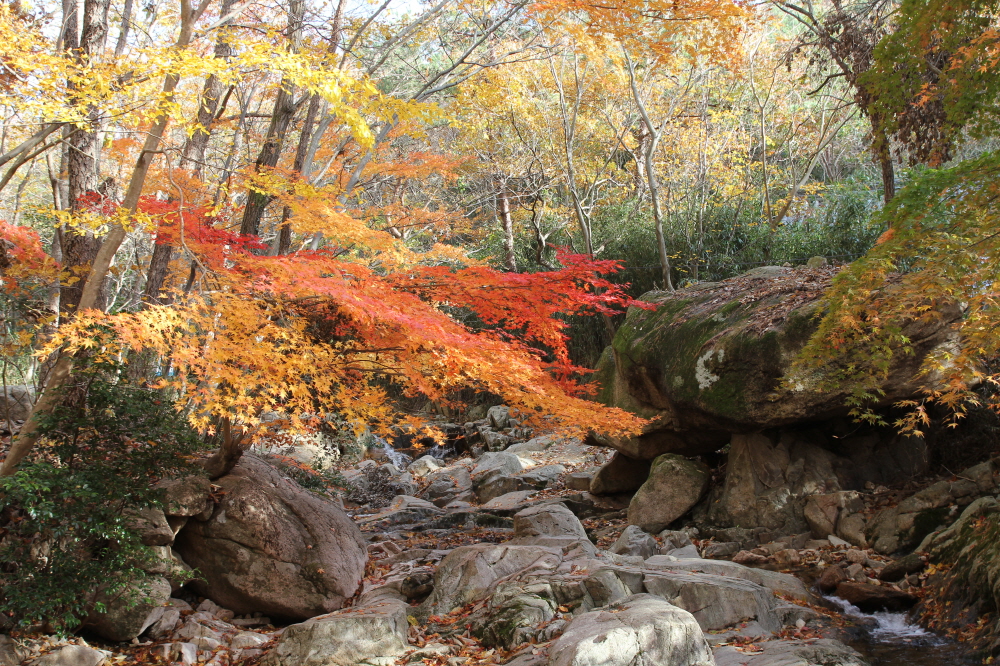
left=824, top=595, right=977, bottom=665
left=379, top=438, right=413, bottom=469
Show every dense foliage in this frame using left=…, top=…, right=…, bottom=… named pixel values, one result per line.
left=0, top=358, right=205, bottom=630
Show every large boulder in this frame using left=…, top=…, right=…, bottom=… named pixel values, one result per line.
left=628, top=454, right=709, bottom=532
left=590, top=266, right=960, bottom=459
left=549, top=594, right=714, bottom=666
left=696, top=432, right=843, bottom=534
left=174, top=455, right=367, bottom=621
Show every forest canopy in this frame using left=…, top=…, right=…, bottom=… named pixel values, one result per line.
left=1, top=0, right=999, bottom=474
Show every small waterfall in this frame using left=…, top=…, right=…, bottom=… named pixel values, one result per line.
left=823, top=595, right=940, bottom=643
left=378, top=437, right=412, bottom=470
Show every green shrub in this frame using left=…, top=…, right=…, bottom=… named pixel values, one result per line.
left=0, top=358, right=207, bottom=632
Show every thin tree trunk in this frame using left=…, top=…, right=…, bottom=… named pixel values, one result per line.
left=239, top=0, right=306, bottom=238
left=144, top=0, right=237, bottom=304
left=498, top=188, right=516, bottom=271
left=624, top=48, right=674, bottom=292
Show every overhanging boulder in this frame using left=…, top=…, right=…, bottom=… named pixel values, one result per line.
left=591, top=266, right=960, bottom=459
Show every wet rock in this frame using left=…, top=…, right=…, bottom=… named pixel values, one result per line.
left=732, top=550, right=769, bottom=566
left=817, top=564, right=849, bottom=593
left=834, top=581, right=918, bottom=612
left=549, top=594, right=714, bottom=666
left=702, top=541, right=740, bottom=559
left=175, top=455, right=367, bottom=621
left=263, top=599, right=408, bottom=666
left=628, top=454, right=709, bottom=532
left=879, top=552, right=926, bottom=582
left=590, top=453, right=651, bottom=496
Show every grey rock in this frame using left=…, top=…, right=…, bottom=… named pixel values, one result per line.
left=507, top=436, right=557, bottom=453
left=549, top=594, right=714, bottom=666
left=407, top=455, right=442, bottom=477
left=127, top=507, right=174, bottom=547
left=471, top=452, right=524, bottom=482
left=611, top=525, right=658, bottom=559
left=714, top=638, right=869, bottom=666
left=420, top=466, right=473, bottom=505
left=263, top=599, right=408, bottom=666
left=155, top=475, right=212, bottom=518
left=175, top=455, right=367, bottom=621
left=487, top=405, right=511, bottom=430
left=0, top=635, right=25, bottom=666
left=644, top=556, right=811, bottom=603
left=471, top=581, right=557, bottom=648
left=628, top=454, right=709, bottom=532
left=643, top=570, right=782, bottom=632
left=512, top=502, right=589, bottom=540
left=419, top=543, right=563, bottom=617
left=357, top=495, right=445, bottom=525
left=702, top=541, right=741, bottom=559
left=85, top=577, right=171, bottom=642
left=0, top=385, right=33, bottom=423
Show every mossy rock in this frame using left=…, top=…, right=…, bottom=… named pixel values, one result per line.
left=591, top=266, right=959, bottom=459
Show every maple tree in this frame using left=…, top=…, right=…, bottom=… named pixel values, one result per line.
left=1, top=0, right=759, bottom=475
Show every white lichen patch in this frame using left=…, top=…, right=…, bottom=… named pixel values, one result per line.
left=695, top=349, right=724, bottom=390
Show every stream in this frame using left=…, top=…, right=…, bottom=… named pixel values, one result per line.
left=824, top=595, right=977, bottom=665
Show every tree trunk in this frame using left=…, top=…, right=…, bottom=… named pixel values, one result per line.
left=239, top=0, right=306, bottom=238
left=60, top=0, right=111, bottom=316
left=144, top=0, right=237, bottom=304
left=498, top=188, right=516, bottom=271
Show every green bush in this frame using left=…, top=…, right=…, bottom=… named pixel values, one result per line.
left=0, top=358, right=207, bottom=632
